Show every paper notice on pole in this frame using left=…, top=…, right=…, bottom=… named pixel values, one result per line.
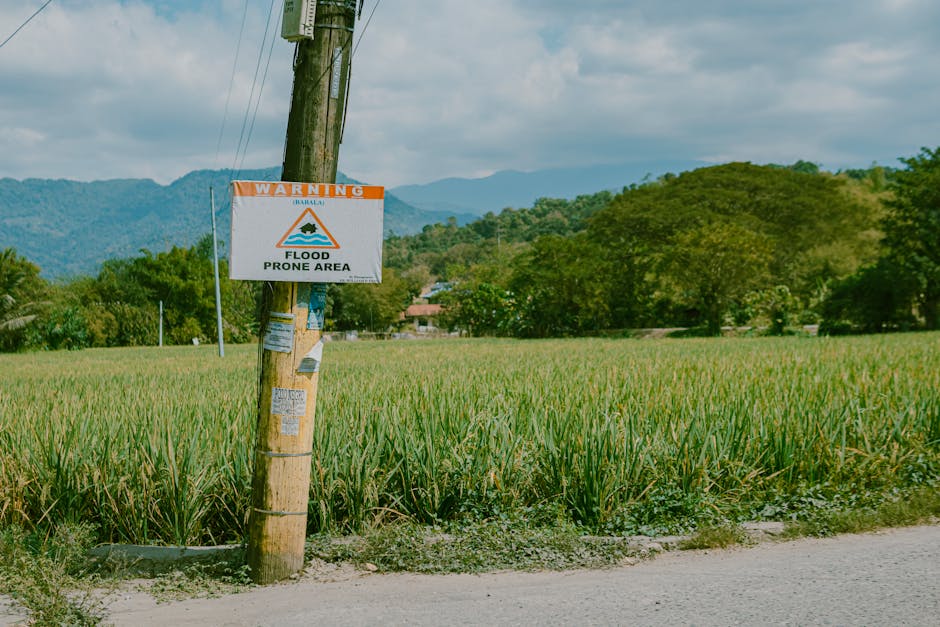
left=271, top=387, right=307, bottom=417
left=280, top=416, right=300, bottom=436
left=297, top=340, right=324, bottom=373
left=264, top=312, right=295, bottom=353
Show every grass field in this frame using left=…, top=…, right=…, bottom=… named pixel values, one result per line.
left=1, top=333, right=938, bottom=546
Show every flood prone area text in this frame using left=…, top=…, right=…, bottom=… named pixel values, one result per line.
left=264, top=251, right=350, bottom=272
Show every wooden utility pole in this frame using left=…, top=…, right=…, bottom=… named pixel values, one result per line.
left=247, top=0, right=357, bottom=584
left=209, top=186, right=225, bottom=358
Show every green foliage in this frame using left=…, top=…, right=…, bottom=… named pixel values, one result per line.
left=663, top=222, right=772, bottom=335
left=2, top=335, right=938, bottom=544
left=26, top=306, right=90, bottom=351
left=0, top=523, right=106, bottom=626
left=587, top=162, right=881, bottom=330
left=781, top=485, right=940, bottom=538
left=307, top=515, right=643, bottom=574
left=678, top=524, right=747, bottom=550
left=0, top=247, right=48, bottom=351
left=839, top=164, right=896, bottom=192
left=329, top=266, right=418, bottom=331
left=383, top=191, right=613, bottom=279
left=882, top=146, right=940, bottom=329
left=4, top=160, right=905, bottom=346
left=750, top=285, right=801, bottom=335
left=438, top=281, right=517, bottom=336
left=820, top=259, right=918, bottom=334
left=71, top=234, right=257, bottom=348
left=146, top=562, right=253, bottom=603
left=510, top=235, right=611, bottom=337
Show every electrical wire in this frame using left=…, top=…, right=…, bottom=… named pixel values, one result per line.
left=0, top=0, right=54, bottom=51
left=286, top=0, right=380, bottom=125
left=239, top=0, right=382, bottom=181
left=342, top=0, right=383, bottom=142
left=230, top=0, right=278, bottom=179
left=237, top=9, right=283, bottom=176
left=214, top=0, right=250, bottom=168
left=352, top=0, right=382, bottom=58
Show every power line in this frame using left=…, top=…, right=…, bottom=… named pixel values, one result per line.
left=232, top=0, right=381, bottom=183
left=0, top=0, right=54, bottom=51
left=237, top=9, right=283, bottom=176
left=214, top=0, right=250, bottom=168
left=352, top=0, right=382, bottom=58
left=230, top=0, right=278, bottom=178
left=341, top=0, right=382, bottom=143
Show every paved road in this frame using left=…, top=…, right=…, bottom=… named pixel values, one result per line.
left=6, top=525, right=939, bottom=626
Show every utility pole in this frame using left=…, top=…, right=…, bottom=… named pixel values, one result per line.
left=210, top=186, right=225, bottom=358
left=247, top=0, right=357, bottom=584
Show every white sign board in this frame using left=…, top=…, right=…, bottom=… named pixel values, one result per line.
left=230, top=180, right=384, bottom=283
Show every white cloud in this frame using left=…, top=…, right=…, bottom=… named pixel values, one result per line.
left=0, top=0, right=291, bottom=182
left=0, top=0, right=938, bottom=186
left=820, top=41, right=910, bottom=83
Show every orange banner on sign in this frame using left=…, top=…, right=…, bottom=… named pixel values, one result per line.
left=232, top=180, right=385, bottom=200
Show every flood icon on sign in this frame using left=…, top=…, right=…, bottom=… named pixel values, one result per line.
left=277, top=208, right=340, bottom=248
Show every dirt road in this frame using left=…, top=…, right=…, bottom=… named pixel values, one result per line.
left=7, top=525, right=940, bottom=626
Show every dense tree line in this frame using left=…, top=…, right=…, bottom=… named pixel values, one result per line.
left=0, top=234, right=422, bottom=350
left=1, top=236, right=259, bottom=350
left=427, top=155, right=936, bottom=337
left=2, top=150, right=936, bottom=351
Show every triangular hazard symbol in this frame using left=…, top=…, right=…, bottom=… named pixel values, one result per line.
left=276, top=208, right=340, bottom=249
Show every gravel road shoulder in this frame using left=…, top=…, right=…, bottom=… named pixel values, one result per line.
left=105, top=524, right=940, bottom=626
left=3, top=524, right=938, bottom=626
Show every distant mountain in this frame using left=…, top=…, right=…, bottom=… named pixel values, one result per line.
left=0, top=168, right=474, bottom=278
left=1, top=160, right=708, bottom=278
left=391, top=160, right=707, bottom=215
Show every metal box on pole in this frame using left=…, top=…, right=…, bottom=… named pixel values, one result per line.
left=282, top=0, right=316, bottom=42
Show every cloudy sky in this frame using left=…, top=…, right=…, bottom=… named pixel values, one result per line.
left=1, top=0, right=938, bottom=186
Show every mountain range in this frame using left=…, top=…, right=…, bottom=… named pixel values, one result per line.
left=0, top=167, right=472, bottom=278
left=1, top=161, right=704, bottom=278
left=389, top=160, right=705, bottom=215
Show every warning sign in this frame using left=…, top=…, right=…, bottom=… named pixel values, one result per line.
left=277, top=208, right=340, bottom=249
left=229, top=180, right=384, bottom=283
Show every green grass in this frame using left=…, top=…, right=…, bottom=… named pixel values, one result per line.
left=307, top=514, right=647, bottom=574
left=678, top=524, right=748, bottom=550
left=0, top=523, right=108, bottom=626
left=1, top=336, right=938, bottom=624
left=1, top=333, right=938, bottom=547
left=782, top=484, right=940, bottom=538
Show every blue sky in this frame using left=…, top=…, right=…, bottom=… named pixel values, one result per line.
left=1, top=0, right=938, bottom=186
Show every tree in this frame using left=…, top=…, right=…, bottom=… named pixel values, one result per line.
left=66, top=234, right=259, bottom=347
left=589, top=162, right=881, bottom=312
left=439, top=281, right=516, bottom=336
left=510, top=235, right=611, bottom=337
left=330, top=267, right=415, bottom=331
left=819, top=258, right=918, bottom=334
left=73, top=262, right=158, bottom=346
left=26, top=305, right=89, bottom=351
left=663, top=222, right=772, bottom=335
left=882, top=147, right=940, bottom=329
left=749, top=285, right=800, bottom=335
left=0, top=248, right=47, bottom=351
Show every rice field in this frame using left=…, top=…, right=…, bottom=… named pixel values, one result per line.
left=1, top=333, right=938, bottom=545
